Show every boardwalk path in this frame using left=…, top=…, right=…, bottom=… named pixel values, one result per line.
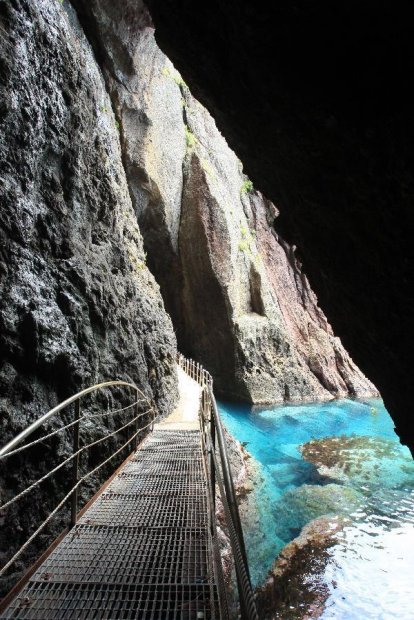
left=1, top=367, right=221, bottom=619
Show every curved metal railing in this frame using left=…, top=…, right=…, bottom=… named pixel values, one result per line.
left=177, top=353, right=259, bottom=620
left=0, top=380, right=155, bottom=580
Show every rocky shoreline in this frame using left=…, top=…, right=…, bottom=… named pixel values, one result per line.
left=227, top=421, right=414, bottom=620
left=255, top=516, right=345, bottom=620
left=223, top=432, right=344, bottom=620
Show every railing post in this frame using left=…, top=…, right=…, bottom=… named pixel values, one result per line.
left=210, top=401, right=216, bottom=520
left=135, top=396, right=140, bottom=450
left=70, top=399, right=81, bottom=528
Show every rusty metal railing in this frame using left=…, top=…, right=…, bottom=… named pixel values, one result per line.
left=0, top=381, right=155, bottom=581
left=177, top=353, right=259, bottom=620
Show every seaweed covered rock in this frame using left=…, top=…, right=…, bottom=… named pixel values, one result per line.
left=256, top=516, right=345, bottom=619
left=301, top=435, right=414, bottom=489
left=274, top=483, right=363, bottom=543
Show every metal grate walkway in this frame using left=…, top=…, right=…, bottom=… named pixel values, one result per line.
left=0, top=429, right=221, bottom=619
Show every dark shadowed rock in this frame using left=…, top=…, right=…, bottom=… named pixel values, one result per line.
left=0, top=0, right=177, bottom=592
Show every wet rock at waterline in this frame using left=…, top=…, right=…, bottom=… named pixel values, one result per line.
left=301, top=435, right=414, bottom=489
left=71, top=0, right=377, bottom=404
left=274, top=484, right=363, bottom=544
left=256, top=516, right=345, bottom=620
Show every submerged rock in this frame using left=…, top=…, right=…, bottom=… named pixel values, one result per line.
left=301, top=436, right=414, bottom=489
left=274, top=484, right=363, bottom=543
left=256, top=516, right=345, bottom=619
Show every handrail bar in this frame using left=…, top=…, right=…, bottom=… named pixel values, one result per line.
left=0, top=379, right=155, bottom=582
left=210, top=390, right=251, bottom=576
left=177, top=353, right=258, bottom=620
left=0, top=380, right=140, bottom=458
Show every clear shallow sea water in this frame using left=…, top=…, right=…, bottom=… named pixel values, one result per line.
left=218, top=398, right=414, bottom=619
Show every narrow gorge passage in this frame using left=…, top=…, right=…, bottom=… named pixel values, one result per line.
left=1, top=1, right=413, bottom=619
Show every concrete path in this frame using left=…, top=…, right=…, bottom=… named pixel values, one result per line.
left=155, top=365, right=202, bottom=431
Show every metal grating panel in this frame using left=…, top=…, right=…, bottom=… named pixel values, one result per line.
left=133, top=452, right=203, bottom=463
left=0, top=426, right=222, bottom=620
left=1, top=582, right=219, bottom=620
left=78, top=494, right=208, bottom=528
left=109, top=473, right=206, bottom=496
left=123, top=458, right=205, bottom=478
left=139, top=445, right=203, bottom=455
left=29, top=525, right=211, bottom=586
left=146, top=431, right=201, bottom=444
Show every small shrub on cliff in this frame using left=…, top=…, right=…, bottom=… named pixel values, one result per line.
left=238, top=239, right=250, bottom=253
left=240, top=179, right=253, bottom=194
left=185, top=125, right=197, bottom=149
left=161, top=66, right=186, bottom=88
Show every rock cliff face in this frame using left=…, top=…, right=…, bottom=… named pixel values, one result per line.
left=0, top=0, right=177, bottom=590
left=142, top=0, right=414, bottom=451
left=0, top=0, right=178, bottom=439
left=72, top=1, right=376, bottom=403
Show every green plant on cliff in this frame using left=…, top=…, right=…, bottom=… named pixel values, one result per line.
left=161, top=66, right=186, bottom=88
left=240, top=224, right=249, bottom=238
left=240, top=179, right=253, bottom=195
left=185, top=125, right=197, bottom=149
left=128, top=248, right=147, bottom=273
left=238, top=221, right=262, bottom=263
left=238, top=239, right=250, bottom=253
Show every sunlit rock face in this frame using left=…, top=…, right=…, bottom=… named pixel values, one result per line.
left=144, top=0, right=414, bottom=451
left=74, top=1, right=376, bottom=403
left=0, top=0, right=177, bottom=590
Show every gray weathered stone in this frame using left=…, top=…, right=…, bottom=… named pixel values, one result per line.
left=72, top=3, right=376, bottom=403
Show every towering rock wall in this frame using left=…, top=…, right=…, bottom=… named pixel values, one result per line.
left=0, top=0, right=178, bottom=589
left=0, top=0, right=178, bottom=429
left=73, top=0, right=376, bottom=403
left=143, top=0, right=414, bottom=452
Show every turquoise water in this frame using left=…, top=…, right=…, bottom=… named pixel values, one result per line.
left=218, top=399, right=414, bottom=619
